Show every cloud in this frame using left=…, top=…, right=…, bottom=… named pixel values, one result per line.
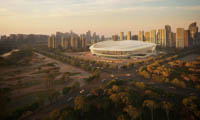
left=176, top=5, right=200, bottom=10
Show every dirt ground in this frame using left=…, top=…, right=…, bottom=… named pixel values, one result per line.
left=0, top=52, right=91, bottom=114
left=65, top=51, right=151, bottom=65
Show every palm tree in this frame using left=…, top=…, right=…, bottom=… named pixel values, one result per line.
left=143, top=100, right=156, bottom=120
left=162, top=101, right=172, bottom=120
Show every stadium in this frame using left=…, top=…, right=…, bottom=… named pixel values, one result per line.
left=89, top=40, right=157, bottom=58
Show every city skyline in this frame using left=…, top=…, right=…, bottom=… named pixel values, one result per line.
left=0, top=0, right=200, bottom=36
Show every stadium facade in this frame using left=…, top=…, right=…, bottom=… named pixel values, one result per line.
left=89, top=40, right=157, bottom=58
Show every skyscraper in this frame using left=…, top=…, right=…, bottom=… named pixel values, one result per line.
left=127, top=31, right=131, bottom=40
left=184, top=30, right=190, bottom=48
left=165, top=25, right=172, bottom=47
left=71, top=36, right=79, bottom=49
left=93, top=32, right=97, bottom=43
left=86, top=30, right=91, bottom=44
left=157, top=29, right=166, bottom=47
left=139, top=30, right=144, bottom=41
left=80, top=35, right=87, bottom=49
left=189, top=22, right=198, bottom=46
left=145, top=32, right=150, bottom=42
left=150, top=30, right=156, bottom=43
left=61, top=37, right=70, bottom=49
left=176, top=28, right=185, bottom=48
left=120, top=32, right=124, bottom=40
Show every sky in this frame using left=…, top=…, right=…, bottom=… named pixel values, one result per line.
left=0, top=0, right=200, bottom=37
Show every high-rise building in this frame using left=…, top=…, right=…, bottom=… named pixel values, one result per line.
left=189, top=22, right=198, bottom=46
left=171, top=32, right=176, bottom=48
left=132, top=35, right=138, bottom=40
left=86, top=30, right=91, bottom=44
left=112, top=35, right=118, bottom=41
left=139, top=30, right=144, bottom=41
left=93, top=32, right=97, bottom=43
left=61, top=37, right=71, bottom=49
left=48, top=35, right=57, bottom=48
left=127, top=31, right=131, bottom=40
left=150, top=30, right=156, bottom=43
left=80, top=35, right=87, bottom=49
left=184, top=30, right=190, bottom=48
left=71, top=36, right=79, bottom=49
left=176, top=28, right=185, bottom=48
left=145, top=32, right=150, bottom=42
left=120, top=32, right=124, bottom=40
left=101, top=35, right=105, bottom=41
left=157, top=29, right=166, bottom=47
left=165, top=25, right=172, bottom=47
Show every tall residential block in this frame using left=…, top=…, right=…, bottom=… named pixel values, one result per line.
left=139, top=30, right=144, bottom=41
left=61, top=37, right=70, bottom=49
left=189, top=22, right=198, bottom=46
left=145, top=32, right=150, bottom=42
left=157, top=29, right=166, bottom=47
left=165, top=25, right=172, bottom=47
left=48, top=35, right=57, bottom=48
left=71, top=36, right=79, bottom=49
left=127, top=31, right=131, bottom=40
left=80, top=35, right=87, bottom=49
left=150, top=30, right=156, bottom=43
left=184, top=30, right=190, bottom=48
left=112, top=35, right=118, bottom=41
left=171, top=32, right=176, bottom=48
left=86, top=30, right=91, bottom=44
left=120, top=32, right=124, bottom=40
left=176, top=28, right=185, bottom=48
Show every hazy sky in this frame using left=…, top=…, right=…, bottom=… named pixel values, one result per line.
left=0, top=0, right=200, bottom=36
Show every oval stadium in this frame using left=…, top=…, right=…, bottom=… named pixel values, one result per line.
left=89, top=40, right=157, bottom=58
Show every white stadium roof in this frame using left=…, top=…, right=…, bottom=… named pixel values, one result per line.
left=90, top=40, right=156, bottom=52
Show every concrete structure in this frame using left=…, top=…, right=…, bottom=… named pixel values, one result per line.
left=48, top=35, right=57, bottom=48
left=171, top=32, right=176, bottom=48
left=189, top=22, right=198, bottom=46
left=112, top=35, right=118, bottom=41
left=101, top=35, right=105, bottom=41
left=86, top=30, right=91, bottom=44
left=93, top=32, right=97, bottom=43
left=61, top=37, right=70, bottom=49
left=176, top=28, right=185, bottom=48
left=184, top=30, right=190, bottom=48
left=127, top=31, right=131, bottom=40
left=71, top=36, right=79, bottom=49
left=145, top=32, right=150, bottom=42
left=165, top=25, right=172, bottom=47
left=139, top=30, right=144, bottom=41
left=90, top=40, right=157, bottom=58
left=157, top=29, right=166, bottom=47
left=120, top=32, right=124, bottom=40
left=80, top=35, right=87, bottom=49
left=150, top=30, right=156, bottom=43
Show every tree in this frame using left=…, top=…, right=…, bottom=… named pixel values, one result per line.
left=161, top=101, right=172, bottom=120
left=123, top=105, right=140, bottom=120
left=74, top=96, right=89, bottom=113
left=143, top=100, right=156, bottom=120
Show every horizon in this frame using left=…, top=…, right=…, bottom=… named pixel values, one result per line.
left=0, top=0, right=200, bottom=36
